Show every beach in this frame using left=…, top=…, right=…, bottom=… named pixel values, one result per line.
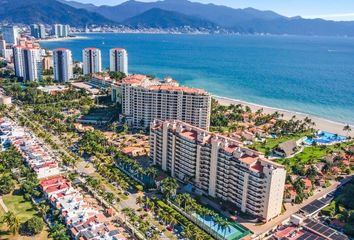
left=214, top=96, right=354, bottom=137
left=38, top=36, right=88, bottom=42
left=40, top=34, right=354, bottom=127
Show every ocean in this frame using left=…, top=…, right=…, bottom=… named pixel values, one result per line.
left=40, top=33, right=354, bottom=125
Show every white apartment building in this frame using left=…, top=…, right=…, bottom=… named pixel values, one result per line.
left=13, top=46, right=42, bottom=81
left=150, top=119, right=286, bottom=221
left=63, top=25, right=70, bottom=37
left=30, top=24, right=46, bottom=39
left=2, top=26, right=19, bottom=45
left=111, top=75, right=211, bottom=129
left=53, top=24, right=70, bottom=38
left=53, top=48, right=73, bottom=82
left=109, top=48, right=128, bottom=75
left=82, top=48, right=102, bottom=75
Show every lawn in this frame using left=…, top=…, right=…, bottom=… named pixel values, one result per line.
left=251, top=131, right=311, bottom=153
left=277, top=140, right=354, bottom=167
left=0, top=190, right=50, bottom=240
left=1, top=190, right=37, bottom=222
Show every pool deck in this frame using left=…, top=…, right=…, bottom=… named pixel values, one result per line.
left=195, top=214, right=252, bottom=240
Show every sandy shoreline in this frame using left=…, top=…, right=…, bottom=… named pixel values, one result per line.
left=214, top=95, right=354, bottom=137
left=38, top=36, right=88, bottom=42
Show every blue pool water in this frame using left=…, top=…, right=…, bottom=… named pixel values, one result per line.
left=194, top=214, right=250, bottom=240
left=40, top=33, right=354, bottom=125
left=304, top=131, right=347, bottom=145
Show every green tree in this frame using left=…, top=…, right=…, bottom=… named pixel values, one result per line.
left=24, top=216, right=45, bottom=235
left=49, top=222, right=69, bottom=240
left=161, top=177, right=178, bottom=199
left=1, top=211, right=20, bottom=235
left=136, top=195, right=144, bottom=207
left=0, top=174, right=15, bottom=195
left=109, top=71, right=126, bottom=80
left=343, top=124, right=352, bottom=137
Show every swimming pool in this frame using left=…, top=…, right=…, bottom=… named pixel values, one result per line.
left=194, top=214, right=251, bottom=240
left=304, top=131, right=347, bottom=145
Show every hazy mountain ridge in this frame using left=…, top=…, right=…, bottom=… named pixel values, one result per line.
left=123, top=8, right=218, bottom=30
left=2, top=0, right=354, bottom=36
left=0, top=0, right=114, bottom=26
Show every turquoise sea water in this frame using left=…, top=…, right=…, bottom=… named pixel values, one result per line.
left=40, top=33, right=354, bottom=125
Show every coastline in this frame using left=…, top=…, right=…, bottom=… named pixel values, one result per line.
left=38, top=36, right=88, bottom=42
left=214, top=95, right=354, bottom=137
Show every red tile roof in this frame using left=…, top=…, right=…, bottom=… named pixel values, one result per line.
left=40, top=175, right=67, bottom=188
left=122, top=74, right=147, bottom=84
left=180, top=130, right=197, bottom=141
left=239, top=155, right=258, bottom=165
left=148, top=85, right=207, bottom=94
left=44, top=183, right=70, bottom=194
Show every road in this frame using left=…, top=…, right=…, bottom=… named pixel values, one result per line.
left=0, top=197, right=8, bottom=213
left=243, top=175, right=353, bottom=237
left=7, top=106, right=177, bottom=240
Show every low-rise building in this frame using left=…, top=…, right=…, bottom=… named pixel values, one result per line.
left=274, top=140, right=300, bottom=158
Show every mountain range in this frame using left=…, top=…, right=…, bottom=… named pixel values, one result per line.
left=2, top=0, right=354, bottom=36
left=0, top=0, right=113, bottom=26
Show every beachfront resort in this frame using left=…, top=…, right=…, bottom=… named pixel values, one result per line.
left=0, top=23, right=353, bottom=240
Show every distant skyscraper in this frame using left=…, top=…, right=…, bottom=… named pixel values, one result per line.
left=53, top=24, right=61, bottom=38
left=38, top=24, right=46, bottom=39
left=30, top=24, right=40, bottom=38
left=13, top=46, right=42, bottom=81
left=2, top=26, right=19, bottom=45
left=52, top=24, right=70, bottom=38
left=82, top=48, right=102, bottom=75
left=31, top=24, right=46, bottom=39
left=110, top=48, right=128, bottom=75
left=53, top=48, right=73, bottom=82
left=62, top=25, right=70, bottom=37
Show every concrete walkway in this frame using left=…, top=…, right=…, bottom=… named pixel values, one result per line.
left=0, top=197, right=8, bottom=213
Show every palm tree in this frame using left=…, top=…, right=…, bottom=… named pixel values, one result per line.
left=194, top=230, right=205, bottom=240
left=161, top=214, right=170, bottom=225
left=155, top=207, right=162, bottom=219
left=145, top=197, right=155, bottom=212
left=161, top=177, right=178, bottom=199
left=122, top=207, right=133, bottom=223
left=38, top=203, right=49, bottom=218
left=183, top=224, right=195, bottom=239
left=146, top=167, right=158, bottom=181
left=220, top=219, right=232, bottom=239
left=169, top=216, right=178, bottom=231
left=2, top=211, right=20, bottom=235
left=343, top=124, right=352, bottom=137
left=136, top=195, right=144, bottom=207
left=175, top=194, right=183, bottom=207
left=49, top=222, right=69, bottom=240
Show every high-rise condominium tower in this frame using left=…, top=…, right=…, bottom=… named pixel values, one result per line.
left=109, top=48, right=128, bottom=75
left=82, top=48, right=102, bottom=75
left=13, top=46, right=42, bottom=81
left=53, top=48, right=73, bottom=82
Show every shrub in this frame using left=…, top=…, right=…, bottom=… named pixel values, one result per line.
left=135, top=184, right=144, bottom=191
left=23, top=216, right=44, bottom=235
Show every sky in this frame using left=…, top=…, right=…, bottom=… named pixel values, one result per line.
left=74, top=0, right=354, bottom=21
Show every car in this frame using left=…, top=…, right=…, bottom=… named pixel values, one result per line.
left=124, top=191, right=130, bottom=196
left=167, top=226, right=173, bottom=231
